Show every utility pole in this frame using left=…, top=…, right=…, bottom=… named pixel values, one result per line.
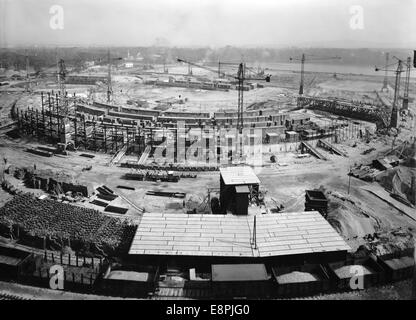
left=348, top=166, right=352, bottom=194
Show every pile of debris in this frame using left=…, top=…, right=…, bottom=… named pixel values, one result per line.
left=349, top=164, right=381, bottom=182
left=1, top=179, right=22, bottom=195
left=362, top=228, right=414, bottom=259
left=124, top=169, right=180, bottom=182
left=7, top=166, right=93, bottom=198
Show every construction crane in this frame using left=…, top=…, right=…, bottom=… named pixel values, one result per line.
left=106, top=50, right=123, bottom=103
left=178, top=59, right=227, bottom=78
left=414, top=50, right=416, bottom=68
left=375, top=57, right=406, bottom=128
left=25, top=52, right=30, bottom=92
left=177, top=58, right=271, bottom=160
left=381, top=52, right=389, bottom=92
left=57, top=58, right=68, bottom=114
left=402, top=56, right=411, bottom=111
left=6, top=50, right=37, bottom=92
left=289, top=54, right=341, bottom=105
left=217, top=61, right=239, bottom=78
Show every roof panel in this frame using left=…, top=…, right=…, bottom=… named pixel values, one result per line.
left=219, top=166, right=260, bottom=185
left=129, top=212, right=350, bottom=258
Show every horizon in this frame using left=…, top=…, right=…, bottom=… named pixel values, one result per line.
left=1, top=0, right=415, bottom=48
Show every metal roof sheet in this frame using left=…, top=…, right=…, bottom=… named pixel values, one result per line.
left=220, top=166, right=260, bottom=185
left=129, top=211, right=350, bottom=258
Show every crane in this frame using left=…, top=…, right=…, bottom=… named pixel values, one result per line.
left=5, top=50, right=37, bottom=92
left=414, top=50, right=416, bottom=68
left=25, top=52, right=31, bottom=92
left=402, top=56, right=411, bottom=111
left=289, top=53, right=341, bottom=105
left=178, top=58, right=223, bottom=77
left=57, top=58, right=69, bottom=115
left=177, top=58, right=271, bottom=160
left=106, top=50, right=123, bottom=103
left=217, top=61, right=239, bottom=78
left=375, top=57, right=406, bottom=128
left=381, top=52, right=389, bottom=92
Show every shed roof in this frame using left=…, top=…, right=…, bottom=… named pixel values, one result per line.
left=220, top=166, right=260, bottom=185
left=105, top=270, right=150, bottom=282
left=129, top=211, right=350, bottom=258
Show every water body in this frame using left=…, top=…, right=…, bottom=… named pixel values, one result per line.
left=261, top=62, right=415, bottom=78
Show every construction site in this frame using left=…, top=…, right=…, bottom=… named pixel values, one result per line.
left=0, top=44, right=415, bottom=300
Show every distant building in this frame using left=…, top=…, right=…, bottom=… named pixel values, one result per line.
left=136, top=52, right=144, bottom=61
left=66, top=74, right=107, bottom=85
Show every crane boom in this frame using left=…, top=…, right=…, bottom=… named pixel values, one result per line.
left=375, top=59, right=405, bottom=128
left=177, top=58, right=219, bottom=77
left=177, top=57, right=270, bottom=161
left=290, top=54, right=341, bottom=102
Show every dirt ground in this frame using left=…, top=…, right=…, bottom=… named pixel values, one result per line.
left=1, top=66, right=416, bottom=301
left=1, top=125, right=415, bottom=254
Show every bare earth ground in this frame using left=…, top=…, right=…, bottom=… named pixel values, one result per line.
left=1, top=67, right=415, bottom=299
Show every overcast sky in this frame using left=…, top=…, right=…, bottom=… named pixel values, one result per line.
left=1, top=0, right=415, bottom=48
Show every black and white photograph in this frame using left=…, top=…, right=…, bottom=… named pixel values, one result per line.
left=0, top=0, right=415, bottom=306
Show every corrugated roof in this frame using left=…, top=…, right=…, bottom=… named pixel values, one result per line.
left=129, top=211, right=350, bottom=258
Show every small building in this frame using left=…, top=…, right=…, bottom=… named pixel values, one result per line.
left=265, top=132, right=279, bottom=144
left=128, top=212, right=350, bottom=266
left=286, top=113, right=311, bottom=128
left=219, top=166, right=260, bottom=215
left=100, top=264, right=159, bottom=298
left=285, top=131, right=299, bottom=142
left=305, top=190, right=328, bottom=217
left=302, top=129, right=317, bottom=136
left=0, top=245, right=34, bottom=280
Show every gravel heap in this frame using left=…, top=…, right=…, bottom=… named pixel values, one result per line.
left=334, top=265, right=374, bottom=279
left=277, top=271, right=319, bottom=283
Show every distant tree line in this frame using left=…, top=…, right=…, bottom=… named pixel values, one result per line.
left=0, top=46, right=412, bottom=72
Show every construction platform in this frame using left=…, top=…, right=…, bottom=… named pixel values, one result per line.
left=128, top=211, right=350, bottom=264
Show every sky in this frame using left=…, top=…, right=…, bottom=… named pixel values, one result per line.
left=1, top=0, right=415, bottom=48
